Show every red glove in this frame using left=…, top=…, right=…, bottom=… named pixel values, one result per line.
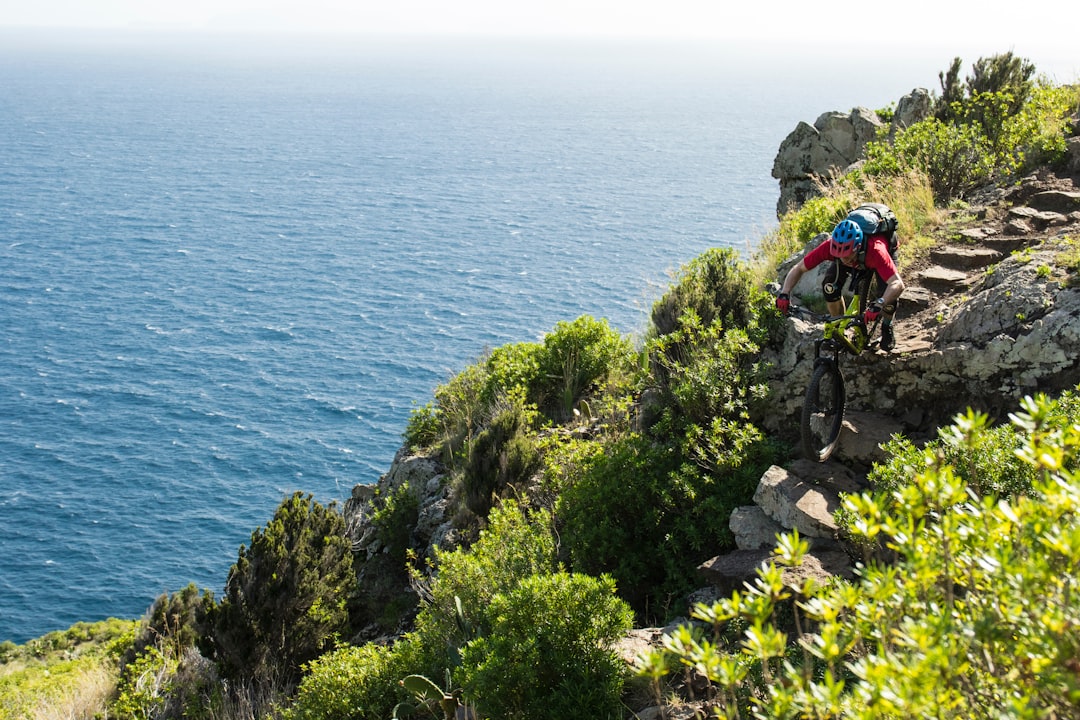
left=776, top=293, right=790, bottom=315
left=864, top=299, right=884, bottom=323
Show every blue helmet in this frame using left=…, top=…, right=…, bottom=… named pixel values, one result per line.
left=829, top=219, right=864, bottom=258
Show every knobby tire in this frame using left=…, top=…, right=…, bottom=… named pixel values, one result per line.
left=801, top=361, right=846, bottom=462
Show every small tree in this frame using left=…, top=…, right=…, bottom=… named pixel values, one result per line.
left=203, top=492, right=354, bottom=687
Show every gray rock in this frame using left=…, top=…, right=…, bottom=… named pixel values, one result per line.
left=1028, top=190, right=1080, bottom=214
left=930, top=245, right=1003, bottom=270
left=891, top=88, right=933, bottom=134
left=835, top=410, right=906, bottom=466
left=915, top=266, right=975, bottom=293
left=730, top=505, right=786, bottom=550
left=772, top=108, right=884, bottom=217
left=698, top=548, right=854, bottom=597
left=752, top=464, right=852, bottom=538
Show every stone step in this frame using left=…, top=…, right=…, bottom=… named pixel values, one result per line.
left=930, top=245, right=1003, bottom=271
left=752, top=460, right=866, bottom=539
left=915, top=265, right=975, bottom=294
left=1028, top=190, right=1080, bottom=214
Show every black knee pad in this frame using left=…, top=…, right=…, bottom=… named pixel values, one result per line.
left=822, top=281, right=842, bottom=302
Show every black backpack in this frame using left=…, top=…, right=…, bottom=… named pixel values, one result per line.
left=847, top=203, right=899, bottom=262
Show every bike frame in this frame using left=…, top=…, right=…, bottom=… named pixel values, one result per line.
left=795, top=301, right=870, bottom=365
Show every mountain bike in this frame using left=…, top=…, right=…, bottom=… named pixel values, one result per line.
left=790, top=271, right=883, bottom=462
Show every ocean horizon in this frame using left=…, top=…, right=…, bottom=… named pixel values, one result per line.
left=0, top=31, right=1045, bottom=643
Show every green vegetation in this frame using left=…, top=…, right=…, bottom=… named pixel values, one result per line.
left=9, top=49, right=1080, bottom=719
left=647, top=392, right=1080, bottom=718
left=864, top=52, right=1079, bottom=200
left=204, top=492, right=354, bottom=688
left=0, top=619, right=135, bottom=720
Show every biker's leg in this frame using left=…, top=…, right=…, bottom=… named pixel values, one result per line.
left=822, top=261, right=849, bottom=316
left=875, top=269, right=898, bottom=350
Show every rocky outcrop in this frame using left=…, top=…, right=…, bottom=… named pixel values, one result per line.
left=772, top=88, right=933, bottom=217
left=345, top=448, right=457, bottom=563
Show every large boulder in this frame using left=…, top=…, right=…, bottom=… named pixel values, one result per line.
left=772, top=88, right=932, bottom=217
left=772, top=108, right=884, bottom=216
left=891, top=87, right=934, bottom=135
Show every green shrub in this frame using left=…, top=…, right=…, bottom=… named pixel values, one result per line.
left=936, top=51, right=1036, bottom=126
left=557, top=429, right=776, bottom=619
left=461, top=394, right=540, bottom=517
left=648, top=308, right=770, bottom=430
left=281, top=636, right=425, bottom=720
left=203, top=492, right=355, bottom=687
left=864, top=117, right=995, bottom=200
left=404, top=360, right=491, bottom=463
left=650, top=248, right=761, bottom=341
left=485, top=341, right=543, bottom=403
left=867, top=420, right=1036, bottom=499
left=371, top=481, right=421, bottom=565
left=532, top=315, right=634, bottom=421
left=866, top=53, right=1075, bottom=201
left=416, top=500, right=558, bottom=664
left=0, top=619, right=136, bottom=720
left=458, top=572, right=633, bottom=720
left=652, top=392, right=1080, bottom=718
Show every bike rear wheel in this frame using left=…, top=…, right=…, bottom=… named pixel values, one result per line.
left=801, top=361, right=846, bottom=462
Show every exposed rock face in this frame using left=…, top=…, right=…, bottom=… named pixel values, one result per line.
left=345, top=448, right=457, bottom=562
left=771, top=88, right=933, bottom=217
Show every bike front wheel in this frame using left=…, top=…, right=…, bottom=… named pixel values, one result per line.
left=801, top=361, right=846, bottom=462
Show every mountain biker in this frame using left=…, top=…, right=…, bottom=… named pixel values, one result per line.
left=774, top=216, right=905, bottom=351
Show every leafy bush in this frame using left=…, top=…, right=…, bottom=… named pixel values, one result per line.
left=404, top=360, right=490, bottom=462
left=865, top=53, right=1076, bottom=200
left=458, top=572, right=633, bottom=720
left=417, top=500, right=558, bottom=659
left=461, top=394, right=540, bottom=517
left=649, top=392, right=1080, bottom=718
left=203, top=492, right=355, bottom=687
left=0, top=619, right=135, bottom=720
left=648, top=308, right=770, bottom=430
left=867, top=419, right=1036, bottom=498
left=405, top=315, right=631, bottom=464
left=532, top=315, right=634, bottom=421
left=123, top=583, right=213, bottom=667
left=557, top=428, right=776, bottom=619
left=370, top=481, right=421, bottom=565
left=651, top=247, right=760, bottom=341
left=864, top=117, right=995, bottom=200
left=281, top=636, right=425, bottom=720
left=935, top=51, right=1036, bottom=126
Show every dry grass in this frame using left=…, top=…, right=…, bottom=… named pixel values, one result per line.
left=31, top=664, right=114, bottom=720
left=749, top=168, right=943, bottom=286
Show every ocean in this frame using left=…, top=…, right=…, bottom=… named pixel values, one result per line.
left=0, top=31, right=990, bottom=643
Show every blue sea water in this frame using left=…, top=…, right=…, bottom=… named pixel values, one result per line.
left=0, top=31, right=962, bottom=643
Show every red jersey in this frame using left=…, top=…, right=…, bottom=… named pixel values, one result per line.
left=803, top=234, right=897, bottom=282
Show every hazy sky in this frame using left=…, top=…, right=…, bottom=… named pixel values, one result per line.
left=0, top=0, right=1073, bottom=43
left=2, top=0, right=1076, bottom=80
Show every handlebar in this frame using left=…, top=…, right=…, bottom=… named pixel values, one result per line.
left=788, top=305, right=862, bottom=325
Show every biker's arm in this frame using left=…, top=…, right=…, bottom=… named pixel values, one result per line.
left=779, top=260, right=809, bottom=295
left=881, top=273, right=905, bottom=306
